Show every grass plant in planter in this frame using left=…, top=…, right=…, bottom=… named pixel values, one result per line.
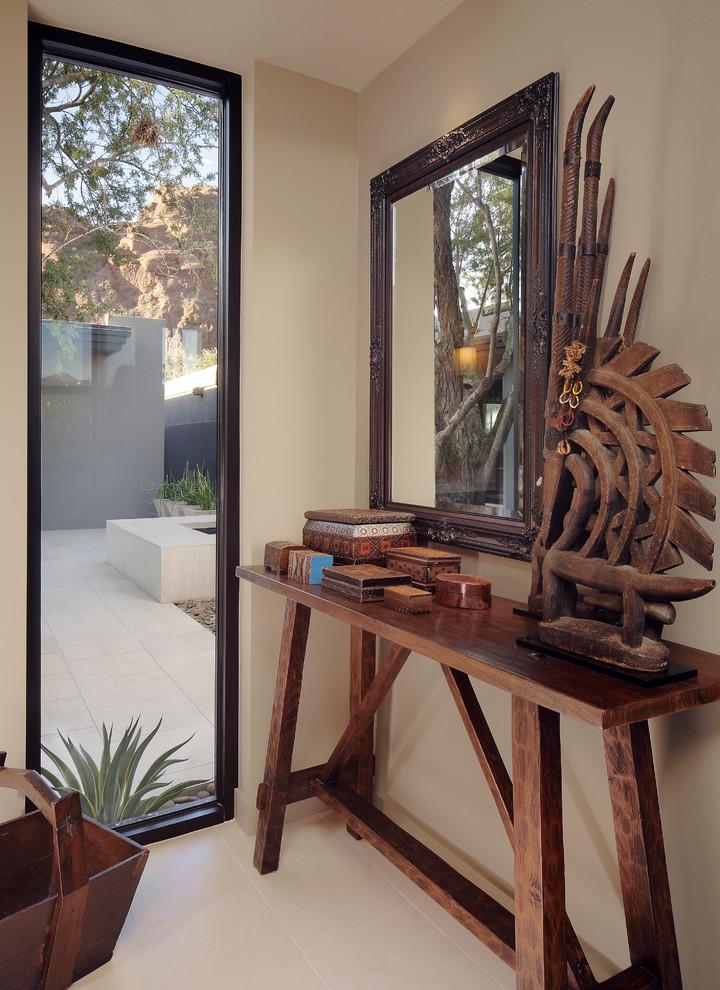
left=41, top=717, right=207, bottom=825
left=178, top=464, right=217, bottom=516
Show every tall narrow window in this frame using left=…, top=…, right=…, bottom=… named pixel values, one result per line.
left=29, top=27, right=240, bottom=839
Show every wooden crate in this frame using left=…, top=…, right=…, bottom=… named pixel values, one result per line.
left=0, top=754, right=147, bottom=990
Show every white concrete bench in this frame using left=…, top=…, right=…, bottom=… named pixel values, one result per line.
left=106, top=514, right=216, bottom=603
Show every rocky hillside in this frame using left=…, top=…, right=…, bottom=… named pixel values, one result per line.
left=42, top=185, right=218, bottom=341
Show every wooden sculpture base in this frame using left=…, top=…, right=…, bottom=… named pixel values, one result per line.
left=239, top=565, right=720, bottom=990
left=518, top=636, right=697, bottom=688
left=538, top=617, right=670, bottom=673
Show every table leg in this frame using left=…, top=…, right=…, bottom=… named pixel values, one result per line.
left=512, top=698, right=566, bottom=990
left=253, top=599, right=311, bottom=874
left=604, top=721, right=682, bottom=989
left=347, top=627, right=376, bottom=839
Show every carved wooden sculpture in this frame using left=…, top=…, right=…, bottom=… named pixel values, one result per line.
left=529, top=85, right=716, bottom=672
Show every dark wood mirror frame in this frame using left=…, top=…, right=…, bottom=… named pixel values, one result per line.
left=369, top=73, right=558, bottom=560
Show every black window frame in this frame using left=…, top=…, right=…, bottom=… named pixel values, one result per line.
left=27, top=22, right=241, bottom=844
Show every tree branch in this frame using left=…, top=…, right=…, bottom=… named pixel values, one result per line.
left=45, top=80, right=98, bottom=114
left=434, top=337, right=513, bottom=452
left=474, top=386, right=515, bottom=497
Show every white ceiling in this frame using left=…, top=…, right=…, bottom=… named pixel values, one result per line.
left=29, top=0, right=465, bottom=91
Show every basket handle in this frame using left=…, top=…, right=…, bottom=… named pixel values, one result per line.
left=0, top=752, right=89, bottom=990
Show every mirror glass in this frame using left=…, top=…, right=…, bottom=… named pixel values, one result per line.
left=391, top=135, right=527, bottom=519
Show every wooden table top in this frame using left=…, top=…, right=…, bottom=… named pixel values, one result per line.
left=237, top=566, right=720, bottom=728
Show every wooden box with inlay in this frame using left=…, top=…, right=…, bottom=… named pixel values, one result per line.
left=385, top=546, right=462, bottom=590
left=264, top=541, right=305, bottom=575
left=383, top=585, right=433, bottom=614
left=321, top=564, right=411, bottom=603
left=287, top=549, right=333, bottom=584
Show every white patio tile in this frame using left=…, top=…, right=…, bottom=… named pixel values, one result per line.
left=95, top=584, right=160, bottom=607
left=41, top=633, right=60, bottom=655
left=42, top=695, right=95, bottom=734
left=42, top=671, right=80, bottom=703
left=42, top=652, right=68, bottom=675
left=113, top=606, right=201, bottom=637
left=169, top=672, right=216, bottom=709
left=90, top=694, right=207, bottom=733
left=156, top=649, right=215, bottom=681
left=41, top=529, right=217, bottom=800
left=78, top=669, right=182, bottom=709
left=140, top=628, right=215, bottom=659
left=197, top=701, right=215, bottom=724
left=69, top=651, right=160, bottom=683
left=58, top=634, right=145, bottom=662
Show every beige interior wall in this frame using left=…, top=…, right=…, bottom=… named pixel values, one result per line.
left=0, top=0, right=28, bottom=821
left=356, top=0, right=720, bottom=984
left=238, top=61, right=359, bottom=828
left=392, top=189, right=436, bottom=505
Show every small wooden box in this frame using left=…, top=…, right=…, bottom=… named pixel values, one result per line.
left=264, top=541, right=305, bottom=575
left=435, top=574, right=491, bottom=610
left=287, top=549, right=333, bottom=584
left=385, top=546, right=462, bottom=589
left=321, top=564, right=411, bottom=602
left=383, top=585, right=433, bottom=614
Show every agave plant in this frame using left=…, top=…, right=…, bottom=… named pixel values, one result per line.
left=41, top=718, right=207, bottom=825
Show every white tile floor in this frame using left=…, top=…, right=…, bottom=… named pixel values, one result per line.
left=41, top=529, right=215, bottom=787
left=75, top=813, right=516, bottom=990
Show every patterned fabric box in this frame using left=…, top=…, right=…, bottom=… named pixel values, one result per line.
left=303, top=509, right=416, bottom=565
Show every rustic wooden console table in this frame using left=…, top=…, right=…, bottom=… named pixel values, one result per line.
left=237, top=565, right=720, bottom=990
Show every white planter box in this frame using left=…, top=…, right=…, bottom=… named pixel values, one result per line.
left=106, top=514, right=216, bottom=603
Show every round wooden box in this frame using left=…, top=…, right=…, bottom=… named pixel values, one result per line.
left=435, top=574, right=491, bottom=610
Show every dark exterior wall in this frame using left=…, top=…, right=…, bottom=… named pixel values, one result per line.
left=163, top=386, right=218, bottom=484
left=41, top=317, right=165, bottom=529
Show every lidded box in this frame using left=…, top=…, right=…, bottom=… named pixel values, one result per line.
left=385, top=546, right=461, bottom=590
left=303, top=509, right=416, bottom=565
left=321, top=563, right=411, bottom=602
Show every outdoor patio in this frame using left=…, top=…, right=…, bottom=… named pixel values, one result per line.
left=41, top=528, right=215, bottom=791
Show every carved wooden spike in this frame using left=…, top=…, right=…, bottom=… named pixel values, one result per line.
left=548, top=84, right=595, bottom=388
left=604, top=252, right=636, bottom=338
left=578, top=278, right=600, bottom=359
left=594, top=179, right=615, bottom=280
left=622, top=258, right=651, bottom=346
left=589, top=179, right=615, bottom=344
left=574, top=95, right=614, bottom=323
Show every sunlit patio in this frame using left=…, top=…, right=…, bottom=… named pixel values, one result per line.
left=41, top=528, right=215, bottom=791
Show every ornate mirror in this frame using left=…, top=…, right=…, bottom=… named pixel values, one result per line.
left=370, top=74, right=557, bottom=558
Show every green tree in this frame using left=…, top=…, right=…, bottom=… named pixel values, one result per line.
left=41, top=57, right=219, bottom=320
